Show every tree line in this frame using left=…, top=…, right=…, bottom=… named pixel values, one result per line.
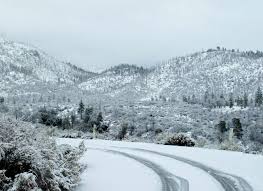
left=183, top=87, right=263, bottom=108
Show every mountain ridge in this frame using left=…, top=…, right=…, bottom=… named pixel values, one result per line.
left=1, top=38, right=262, bottom=102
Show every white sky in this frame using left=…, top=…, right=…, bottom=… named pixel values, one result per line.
left=0, top=0, right=262, bottom=72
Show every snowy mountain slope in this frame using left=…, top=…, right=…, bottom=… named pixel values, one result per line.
left=79, top=64, right=150, bottom=94
left=0, top=38, right=96, bottom=96
left=146, top=50, right=263, bottom=100
left=58, top=139, right=263, bottom=191
left=79, top=50, right=263, bottom=101
left=1, top=38, right=262, bottom=103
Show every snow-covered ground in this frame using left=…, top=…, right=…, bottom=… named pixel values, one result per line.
left=57, top=139, right=263, bottom=191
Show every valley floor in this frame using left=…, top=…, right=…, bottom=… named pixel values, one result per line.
left=57, top=139, right=263, bottom=191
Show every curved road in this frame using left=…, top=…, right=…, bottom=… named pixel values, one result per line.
left=115, top=147, right=253, bottom=191
left=88, top=148, right=189, bottom=191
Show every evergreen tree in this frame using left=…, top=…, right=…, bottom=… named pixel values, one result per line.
left=191, top=94, right=196, bottom=104
left=0, top=97, right=4, bottom=104
left=84, top=107, right=93, bottom=123
left=255, top=87, right=263, bottom=106
left=96, top=112, right=103, bottom=126
left=243, top=93, right=248, bottom=108
left=182, top=95, right=188, bottom=103
left=78, top=100, right=85, bottom=119
left=204, top=91, right=209, bottom=103
left=229, top=94, right=234, bottom=108
left=232, top=118, right=243, bottom=139
left=71, top=114, right=76, bottom=128
left=118, top=123, right=128, bottom=140
left=236, top=96, right=243, bottom=107
left=217, top=120, right=227, bottom=142
left=218, top=121, right=227, bottom=133
left=62, top=117, right=71, bottom=130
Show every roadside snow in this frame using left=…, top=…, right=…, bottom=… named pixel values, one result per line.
left=57, top=139, right=263, bottom=191
left=57, top=139, right=160, bottom=191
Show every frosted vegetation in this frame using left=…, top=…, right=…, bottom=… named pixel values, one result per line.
left=0, top=39, right=263, bottom=189
left=0, top=118, right=86, bottom=191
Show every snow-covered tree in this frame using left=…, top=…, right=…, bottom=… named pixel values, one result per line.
left=78, top=99, right=85, bottom=119
left=255, top=87, right=263, bottom=107
left=232, top=118, right=243, bottom=139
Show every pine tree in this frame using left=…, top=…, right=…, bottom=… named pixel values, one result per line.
left=229, top=94, right=234, bottom=108
left=255, top=87, right=263, bottom=107
left=0, top=97, right=4, bottom=104
left=182, top=95, right=188, bottom=103
left=71, top=114, right=76, bottom=128
left=62, top=117, right=71, bottom=130
left=78, top=100, right=85, bottom=119
left=232, top=118, right=243, bottom=139
left=243, top=93, right=248, bottom=108
left=96, top=112, right=103, bottom=126
left=217, top=120, right=227, bottom=143
left=84, top=107, right=93, bottom=123
left=218, top=121, right=227, bottom=133
left=204, top=91, right=209, bottom=103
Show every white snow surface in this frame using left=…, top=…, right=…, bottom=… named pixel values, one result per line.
left=57, top=138, right=263, bottom=191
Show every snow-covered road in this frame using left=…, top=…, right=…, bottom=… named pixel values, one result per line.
left=58, top=139, right=263, bottom=191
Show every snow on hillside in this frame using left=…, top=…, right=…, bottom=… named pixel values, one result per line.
left=1, top=38, right=262, bottom=103
left=0, top=38, right=94, bottom=86
left=79, top=49, right=263, bottom=101
left=147, top=50, right=263, bottom=100
left=79, top=64, right=149, bottom=94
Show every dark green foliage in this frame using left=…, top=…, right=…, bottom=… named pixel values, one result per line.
left=84, top=107, right=93, bottom=123
left=236, top=96, right=243, bottom=107
left=229, top=94, right=234, bottom=108
left=39, top=108, right=49, bottom=124
left=232, top=118, right=243, bottom=139
left=0, top=97, right=4, bottom=104
left=70, top=114, right=76, bottom=128
left=218, top=121, right=227, bottom=133
left=255, top=87, right=263, bottom=106
left=96, top=112, right=103, bottom=125
left=182, top=95, right=188, bottom=102
left=0, top=104, right=8, bottom=113
left=128, top=125, right=136, bottom=136
left=118, top=123, right=128, bottom=140
left=62, top=117, right=71, bottom=129
left=243, top=93, right=248, bottom=108
left=38, top=108, right=62, bottom=127
left=99, top=124, right=109, bottom=132
left=78, top=100, right=85, bottom=119
left=216, top=120, right=227, bottom=143
left=154, top=128, right=163, bottom=135
left=165, top=134, right=195, bottom=147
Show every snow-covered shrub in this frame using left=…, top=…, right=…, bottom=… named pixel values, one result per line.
left=0, top=104, right=9, bottom=113
left=117, top=123, right=128, bottom=140
left=195, top=136, right=207, bottom=147
left=244, top=142, right=263, bottom=154
left=9, top=172, right=40, bottom=191
left=154, top=128, right=163, bottom=135
left=249, top=126, right=263, bottom=144
left=220, top=140, right=244, bottom=152
left=0, top=170, right=11, bottom=190
left=0, top=118, right=85, bottom=191
left=164, top=134, right=195, bottom=147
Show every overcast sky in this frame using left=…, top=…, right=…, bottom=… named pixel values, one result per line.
left=0, top=0, right=262, bottom=72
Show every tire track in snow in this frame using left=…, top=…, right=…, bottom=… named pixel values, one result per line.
left=116, top=147, right=253, bottom=191
left=87, top=147, right=189, bottom=191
